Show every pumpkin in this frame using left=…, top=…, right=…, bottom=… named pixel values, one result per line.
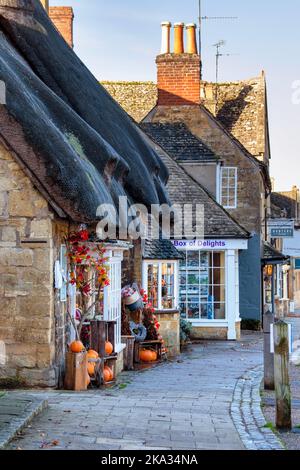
left=86, top=373, right=91, bottom=386
left=87, top=362, right=96, bottom=376
left=70, top=340, right=84, bottom=353
left=87, top=349, right=99, bottom=359
left=150, top=350, right=157, bottom=362
left=103, top=365, right=113, bottom=382
left=139, top=349, right=154, bottom=363
left=105, top=341, right=113, bottom=356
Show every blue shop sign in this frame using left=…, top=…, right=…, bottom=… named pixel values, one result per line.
left=270, top=228, right=294, bottom=238
left=295, top=259, right=300, bottom=270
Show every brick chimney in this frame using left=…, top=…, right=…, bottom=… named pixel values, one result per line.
left=49, top=6, right=74, bottom=49
left=157, top=22, right=201, bottom=106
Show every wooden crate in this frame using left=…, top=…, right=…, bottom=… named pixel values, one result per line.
left=121, top=335, right=135, bottom=371
left=90, top=320, right=117, bottom=387
left=64, top=351, right=87, bottom=391
left=134, top=340, right=163, bottom=364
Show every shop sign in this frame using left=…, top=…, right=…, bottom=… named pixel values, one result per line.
left=295, top=259, right=300, bottom=270
left=268, top=219, right=294, bottom=239
left=283, top=229, right=300, bottom=257
left=172, top=239, right=248, bottom=251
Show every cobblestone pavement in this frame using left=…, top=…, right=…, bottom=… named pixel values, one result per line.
left=231, top=366, right=284, bottom=450
left=8, top=333, right=276, bottom=451
left=262, top=316, right=300, bottom=450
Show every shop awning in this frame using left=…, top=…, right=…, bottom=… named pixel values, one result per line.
left=262, top=242, right=289, bottom=265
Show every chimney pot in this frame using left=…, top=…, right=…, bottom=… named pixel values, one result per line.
left=186, top=23, right=198, bottom=54
left=174, top=22, right=185, bottom=54
left=161, top=21, right=172, bottom=54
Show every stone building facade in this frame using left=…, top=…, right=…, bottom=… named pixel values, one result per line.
left=0, top=141, right=65, bottom=386
left=101, top=24, right=272, bottom=322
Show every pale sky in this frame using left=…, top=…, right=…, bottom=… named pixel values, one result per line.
left=51, top=0, right=300, bottom=192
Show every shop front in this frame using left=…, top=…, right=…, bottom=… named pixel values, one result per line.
left=142, top=238, right=248, bottom=341
left=172, top=239, right=248, bottom=340
left=142, top=239, right=184, bottom=356
left=262, top=242, right=289, bottom=317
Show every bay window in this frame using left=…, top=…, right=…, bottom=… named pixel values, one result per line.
left=179, top=251, right=226, bottom=321
left=143, top=261, right=178, bottom=310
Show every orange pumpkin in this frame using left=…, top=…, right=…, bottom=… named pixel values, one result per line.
left=87, top=362, right=96, bottom=376
left=139, top=349, right=154, bottom=363
left=105, top=341, right=113, bottom=356
left=103, top=366, right=113, bottom=383
left=70, top=340, right=84, bottom=353
left=87, top=349, right=99, bottom=359
left=86, top=374, right=91, bottom=386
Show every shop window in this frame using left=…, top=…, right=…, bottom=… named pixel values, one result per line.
left=144, top=262, right=177, bottom=310
left=179, top=251, right=226, bottom=321
left=220, top=167, right=237, bottom=209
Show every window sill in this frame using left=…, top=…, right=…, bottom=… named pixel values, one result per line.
left=154, top=309, right=180, bottom=314
left=184, top=320, right=228, bottom=327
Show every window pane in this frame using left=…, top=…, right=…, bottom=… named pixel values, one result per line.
left=162, top=263, right=175, bottom=309
left=214, top=303, right=226, bottom=320
left=188, top=272, right=200, bottom=285
left=187, top=251, right=199, bottom=268
left=187, top=304, right=200, bottom=320
left=178, top=250, right=226, bottom=322
left=147, top=264, right=159, bottom=309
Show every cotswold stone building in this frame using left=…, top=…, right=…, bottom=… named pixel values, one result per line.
left=0, top=0, right=170, bottom=387
left=102, top=23, right=272, bottom=323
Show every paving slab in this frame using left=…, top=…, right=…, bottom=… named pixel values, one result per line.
left=0, top=392, right=48, bottom=449
left=6, top=332, right=276, bottom=451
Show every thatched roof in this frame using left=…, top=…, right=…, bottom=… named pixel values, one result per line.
left=0, top=0, right=169, bottom=223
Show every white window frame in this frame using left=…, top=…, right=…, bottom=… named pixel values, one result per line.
left=179, top=250, right=227, bottom=324
left=103, top=250, right=124, bottom=353
left=220, top=167, right=238, bottom=209
left=71, top=246, right=124, bottom=353
left=60, top=244, right=68, bottom=302
left=142, top=260, right=179, bottom=311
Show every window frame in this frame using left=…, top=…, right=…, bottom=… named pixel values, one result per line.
left=220, top=167, right=238, bottom=210
left=103, top=253, right=123, bottom=352
left=179, top=250, right=227, bottom=323
left=142, top=260, right=179, bottom=311
left=60, top=244, right=68, bottom=302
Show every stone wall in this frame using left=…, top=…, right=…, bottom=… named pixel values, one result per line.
left=0, top=142, right=61, bottom=387
left=201, top=75, right=268, bottom=163
left=122, top=240, right=143, bottom=288
left=191, top=322, right=241, bottom=341
left=102, top=81, right=157, bottom=124
left=155, top=310, right=180, bottom=357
